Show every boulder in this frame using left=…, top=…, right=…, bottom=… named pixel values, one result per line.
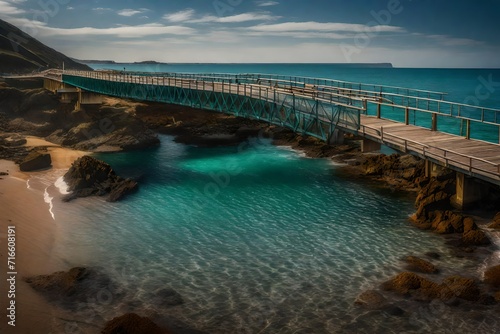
left=461, top=230, right=491, bottom=246
left=463, top=217, right=477, bottom=233
left=102, top=313, right=171, bottom=334
left=484, top=265, right=500, bottom=287
left=404, top=256, right=439, bottom=274
left=4, top=135, right=27, bottom=146
left=488, top=212, right=500, bottom=229
left=107, top=179, right=138, bottom=202
left=382, top=272, right=484, bottom=303
left=441, top=276, right=481, bottom=302
left=19, top=150, right=51, bottom=171
left=354, top=290, right=387, bottom=310
left=381, top=272, right=442, bottom=301
left=24, top=267, right=123, bottom=308
left=63, top=156, right=138, bottom=202
left=411, top=175, right=456, bottom=227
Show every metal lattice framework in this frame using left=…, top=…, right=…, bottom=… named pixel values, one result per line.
left=62, top=72, right=362, bottom=142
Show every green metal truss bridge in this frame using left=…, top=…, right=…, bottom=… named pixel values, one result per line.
left=9, top=69, right=500, bottom=188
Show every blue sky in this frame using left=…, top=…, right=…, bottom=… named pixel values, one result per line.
left=1, top=0, right=499, bottom=67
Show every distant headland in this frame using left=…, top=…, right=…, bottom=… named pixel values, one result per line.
left=75, top=60, right=393, bottom=68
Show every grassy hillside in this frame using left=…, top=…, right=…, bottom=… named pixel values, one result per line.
left=0, top=19, right=92, bottom=74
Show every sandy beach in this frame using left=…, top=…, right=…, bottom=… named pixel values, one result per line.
left=0, top=140, right=87, bottom=333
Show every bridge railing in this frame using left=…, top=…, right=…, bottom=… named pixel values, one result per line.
left=61, top=70, right=500, bottom=143
left=62, top=70, right=364, bottom=141
left=360, top=124, right=500, bottom=178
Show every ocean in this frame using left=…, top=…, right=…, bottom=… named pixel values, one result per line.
left=39, top=65, right=500, bottom=333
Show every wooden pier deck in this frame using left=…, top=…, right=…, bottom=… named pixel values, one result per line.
left=359, top=116, right=500, bottom=184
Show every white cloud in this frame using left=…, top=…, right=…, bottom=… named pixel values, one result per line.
left=163, top=9, right=195, bottom=22
left=249, top=21, right=405, bottom=33
left=0, top=0, right=25, bottom=15
left=67, top=6, right=74, bottom=10
left=92, top=7, right=113, bottom=13
left=425, top=34, right=483, bottom=47
left=8, top=19, right=196, bottom=39
left=189, top=12, right=279, bottom=23
left=117, top=8, right=148, bottom=17
left=256, top=1, right=279, bottom=6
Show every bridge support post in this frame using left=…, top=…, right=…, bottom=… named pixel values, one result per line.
left=451, top=172, right=488, bottom=210
left=328, top=129, right=345, bottom=145
left=431, top=113, right=438, bottom=131
left=425, top=161, right=447, bottom=178
left=361, top=139, right=381, bottom=153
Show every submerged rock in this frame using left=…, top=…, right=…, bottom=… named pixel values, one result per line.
left=19, top=150, right=51, bottom=171
left=152, top=288, right=184, bottom=308
left=63, top=156, right=138, bottom=202
left=102, top=313, right=172, bottom=334
left=404, top=256, right=439, bottom=274
left=484, top=265, right=500, bottom=287
left=381, top=272, right=442, bottom=301
left=382, top=272, right=484, bottom=303
left=461, top=229, right=491, bottom=246
left=24, top=267, right=123, bottom=308
left=354, top=290, right=387, bottom=310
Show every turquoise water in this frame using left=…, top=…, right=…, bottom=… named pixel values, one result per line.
left=44, top=135, right=498, bottom=333
left=46, top=64, right=500, bottom=332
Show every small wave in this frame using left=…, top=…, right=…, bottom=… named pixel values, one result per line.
left=26, top=179, right=31, bottom=189
left=44, top=187, right=55, bottom=220
left=55, top=176, right=70, bottom=195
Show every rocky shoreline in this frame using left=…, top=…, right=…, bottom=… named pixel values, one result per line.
left=2, top=78, right=500, bottom=333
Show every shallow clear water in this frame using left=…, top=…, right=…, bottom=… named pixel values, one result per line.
left=39, top=135, right=499, bottom=333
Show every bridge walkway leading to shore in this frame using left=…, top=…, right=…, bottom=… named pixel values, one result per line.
left=6, top=69, right=500, bottom=187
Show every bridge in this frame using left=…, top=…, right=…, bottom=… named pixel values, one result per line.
left=7, top=69, right=500, bottom=208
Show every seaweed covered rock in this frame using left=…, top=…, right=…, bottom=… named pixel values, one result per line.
left=63, top=156, right=138, bottom=202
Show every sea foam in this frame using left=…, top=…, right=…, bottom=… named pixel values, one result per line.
left=44, top=187, right=55, bottom=220
left=55, top=176, right=70, bottom=195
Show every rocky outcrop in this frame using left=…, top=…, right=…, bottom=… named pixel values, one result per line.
left=19, top=150, right=51, bottom=171
left=410, top=172, right=491, bottom=247
left=363, top=154, right=425, bottom=184
left=411, top=171, right=456, bottom=228
left=484, top=265, right=500, bottom=287
left=63, top=156, right=138, bottom=202
left=0, top=135, right=30, bottom=162
left=488, top=212, right=500, bottom=229
left=24, top=267, right=123, bottom=308
left=1, top=83, right=160, bottom=152
left=102, top=313, right=172, bottom=334
left=404, top=256, right=439, bottom=274
left=382, top=272, right=485, bottom=303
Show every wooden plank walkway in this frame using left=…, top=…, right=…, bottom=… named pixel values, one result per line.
left=358, top=115, right=500, bottom=185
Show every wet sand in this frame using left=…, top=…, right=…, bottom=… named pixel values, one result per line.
left=0, top=142, right=88, bottom=333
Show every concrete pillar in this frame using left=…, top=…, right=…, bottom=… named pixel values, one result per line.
left=328, top=129, right=345, bottom=145
left=425, top=160, right=452, bottom=178
left=361, top=139, right=381, bottom=153
left=451, top=172, right=488, bottom=210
